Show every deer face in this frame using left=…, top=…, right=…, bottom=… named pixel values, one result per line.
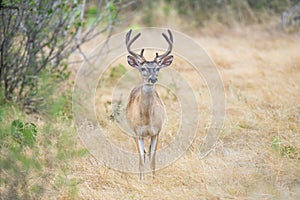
left=126, top=29, right=174, bottom=85
left=127, top=55, right=173, bottom=85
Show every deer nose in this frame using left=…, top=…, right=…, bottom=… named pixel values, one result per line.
left=149, top=76, right=157, bottom=84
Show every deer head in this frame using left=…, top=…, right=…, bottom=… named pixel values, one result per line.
left=125, top=29, right=174, bottom=85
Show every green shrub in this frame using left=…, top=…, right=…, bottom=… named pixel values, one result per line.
left=0, top=0, right=120, bottom=111
left=0, top=103, right=87, bottom=199
left=0, top=79, right=87, bottom=198
left=11, top=119, right=37, bottom=147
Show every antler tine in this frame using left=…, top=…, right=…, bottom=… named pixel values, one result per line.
left=125, top=29, right=132, bottom=44
left=168, top=29, right=173, bottom=42
left=162, top=33, right=173, bottom=53
left=140, top=49, right=144, bottom=57
left=125, top=29, right=146, bottom=62
left=127, top=33, right=141, bottom=51
left=154, top=29, right=173, bottom=62
left=162, top=29, right=173, bottom=43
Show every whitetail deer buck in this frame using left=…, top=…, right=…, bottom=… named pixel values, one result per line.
left=125, top=29, right=174, bottom=180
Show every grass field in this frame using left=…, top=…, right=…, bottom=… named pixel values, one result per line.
left=64, top=24, right=300, bottom=199
left=1, top=24, right=298, bottom=200
left=1, top=1, right=300, bottom=199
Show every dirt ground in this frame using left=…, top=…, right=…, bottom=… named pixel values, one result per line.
left=66, top=25, right=300, bottom=199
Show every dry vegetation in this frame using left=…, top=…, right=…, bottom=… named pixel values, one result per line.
left=60, top=24, right=300, bottom=200
left=1, top=1, right=299, bottom=200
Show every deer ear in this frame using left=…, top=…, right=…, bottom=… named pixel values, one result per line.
left=127, top=55, right=139, bottom=68
left=159, top=55, right=173, bottom=68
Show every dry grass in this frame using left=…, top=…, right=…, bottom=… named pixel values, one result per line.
left=65, top=25, right=300, bottom=199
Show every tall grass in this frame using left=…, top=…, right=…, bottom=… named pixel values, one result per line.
left=0, top=72, right=87, bottom=199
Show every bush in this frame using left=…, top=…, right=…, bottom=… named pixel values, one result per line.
left=0, top=87, right=88, bottom=199
left=0, top=0, right=133, bottom=198
left=0, top=0, right=120, bottom=111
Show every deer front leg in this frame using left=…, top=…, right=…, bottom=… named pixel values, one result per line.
left=149, top=134, right=159, bottom=178
left=136, top=136, right=145, bottom=180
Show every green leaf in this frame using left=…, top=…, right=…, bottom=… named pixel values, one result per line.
left=47, top=8, right=53, bottom=15
left=23, top=123, right=37, bottom=146
left=10, top=120, right=37, bottom=146
left=11, top=119, right=24, bottom=144
left=107, top=2, right=117, bottom=21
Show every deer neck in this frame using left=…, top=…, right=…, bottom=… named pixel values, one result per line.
left=139, top=84, right=155, bottom=116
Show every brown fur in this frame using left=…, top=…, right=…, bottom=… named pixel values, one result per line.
left=126, top=84, right=165, bottom=138
left=125, top=29, right=173, bottom=180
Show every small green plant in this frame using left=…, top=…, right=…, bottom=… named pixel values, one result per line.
left=104, top=64, right=128, bottom=87
left=271, top=135, right=281, bottom=152
left=11, top=119, right=37, bottom=147
left=271, top=136, right=300, bottom=160
left=109, top=64, right=127, bottom=80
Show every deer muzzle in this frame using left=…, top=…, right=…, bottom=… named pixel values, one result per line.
left=148, top=76, right=157, bottom=84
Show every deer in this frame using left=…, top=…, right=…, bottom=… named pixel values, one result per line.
left=125, top=29, right=174, bottom=180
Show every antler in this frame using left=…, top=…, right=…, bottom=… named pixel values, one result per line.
left=154, top=29, right=173, bottom=62
left=125, top=29, right=146, bottom=63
